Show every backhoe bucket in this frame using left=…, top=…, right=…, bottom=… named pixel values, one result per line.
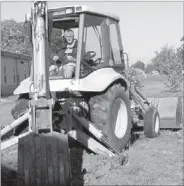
left=17, top=132, right=71, bottom=186
left=147, top=97, right=183, bottom=129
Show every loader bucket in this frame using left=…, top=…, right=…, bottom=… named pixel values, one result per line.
left=147, top=97, right=183, bottom=129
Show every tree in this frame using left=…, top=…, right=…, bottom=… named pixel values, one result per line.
left=151, top=44, right=182, bottom=92
left=144, top=63, right=156, bottom=74
left=1, top=19, right=64, bottom=62
left=131, top=61, right=145, bottom=71
left=1, top=19, right=32, bottom=55
left=179, top=36, right=184, bottom=70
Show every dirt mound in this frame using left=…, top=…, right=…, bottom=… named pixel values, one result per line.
left=70, top=147, right=124, bottom=185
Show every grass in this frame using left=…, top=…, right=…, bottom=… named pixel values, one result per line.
left=142, top=74, right=183, bottom=98
left=82, top=130, right=183, bottom=185
left=123, top=130, right=183, bottom=185
left=0, top=74, right=183, bottom=186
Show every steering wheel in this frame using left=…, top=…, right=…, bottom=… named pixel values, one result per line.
left=85, top=51, right=103, bottom=64
left=86, top=51, right=96, bottom=59
left=94, top=58, right=102, bottom=64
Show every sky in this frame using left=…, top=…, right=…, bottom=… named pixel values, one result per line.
left=1, top=1, right=183, bottom=65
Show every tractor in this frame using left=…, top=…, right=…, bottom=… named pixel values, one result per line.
left=2, top=1, right=180, bottom=185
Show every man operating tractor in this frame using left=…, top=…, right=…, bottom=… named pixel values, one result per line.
left=49, top=29, right=78, bottom=78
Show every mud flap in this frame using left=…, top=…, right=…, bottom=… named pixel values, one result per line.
left=17, top=132, right=71, bottom=186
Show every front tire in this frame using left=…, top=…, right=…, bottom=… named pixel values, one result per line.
left=144, top=107, right=160, bottom=138
left=89, top=84, right=132, bottom=153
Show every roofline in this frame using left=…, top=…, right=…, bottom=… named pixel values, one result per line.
left=1, top=50, right=32, bottom=60
left=48, top=5, right=120, bottom=21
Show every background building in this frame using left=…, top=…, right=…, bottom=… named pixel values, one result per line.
left=1, top=50, right=32, bottom=96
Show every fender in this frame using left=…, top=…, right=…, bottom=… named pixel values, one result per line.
left=13, top=68, right=128, bottom=95
left=76, top=67, right=129, bottom=92
left=14, top=77, right=31, bottom=95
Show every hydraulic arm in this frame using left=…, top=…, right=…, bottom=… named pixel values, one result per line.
left=29, top=1, right=53, bottom=133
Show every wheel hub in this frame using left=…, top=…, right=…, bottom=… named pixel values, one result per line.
left=114, top=99, right=128, bottom=138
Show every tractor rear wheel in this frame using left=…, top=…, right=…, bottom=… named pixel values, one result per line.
left=144, top=107, right=160, bottom=138
left=89, top=84, right=132, bottom=153
left=17, top=132, right=71, bottom=186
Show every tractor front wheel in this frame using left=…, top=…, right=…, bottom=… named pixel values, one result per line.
left=144, top=107, right=160, bottom=138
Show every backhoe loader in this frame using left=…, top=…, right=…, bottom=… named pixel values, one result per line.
left=1, top=1, right=182, bottom=185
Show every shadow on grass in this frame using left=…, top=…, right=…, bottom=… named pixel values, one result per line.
left=160, top=128, right=182, bottom=132
left=162, top=89, right=181, bottom=93
left=1, top=165, right=17, bottom=186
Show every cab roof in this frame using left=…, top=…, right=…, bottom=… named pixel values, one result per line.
left=48, top=5, right=120, bottom=21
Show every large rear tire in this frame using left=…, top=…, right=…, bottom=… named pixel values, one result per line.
left=17, top=132, right=71, bottom=186
left=89, top=84, right=132, bottom=153
left=144, top=107, right=160, bottom=138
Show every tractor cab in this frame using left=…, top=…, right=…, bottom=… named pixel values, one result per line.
left=26, top=5, right=127, bottom=80
left=49, top=6, right=126, bottom=79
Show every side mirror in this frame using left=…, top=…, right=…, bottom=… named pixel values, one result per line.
left=123, top=52, right=129, bottom=69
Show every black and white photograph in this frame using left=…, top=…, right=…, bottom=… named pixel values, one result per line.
left=0, top=1, right=183, bottom=186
